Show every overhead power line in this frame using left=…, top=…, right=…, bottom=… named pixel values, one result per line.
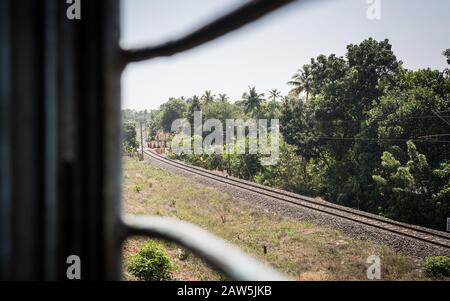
left=307, top=136, right=450, bottom=144
left=433, top=111, right=450, bottom=127
left=303, top=115, right=450, bottom=124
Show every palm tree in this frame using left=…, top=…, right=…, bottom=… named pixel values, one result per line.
left=287, top=65, right=312, bottom=101
left=190, top=95, right=201, bottom=110
left=268, top=89, right=281, bottom=102
left=201, top=90, right=215, bottom=104
left=187, top=95, right=201, bottom=133
left=218, top=93, right=229, bottom=102
left=242, top=86, right=264, bottom=115
left=444, top=49, right=450, bottom=65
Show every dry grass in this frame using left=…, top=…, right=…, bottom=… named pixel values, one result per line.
left=122, top=156, right=424, bottom=280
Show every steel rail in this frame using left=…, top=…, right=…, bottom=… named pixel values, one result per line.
left=151, top=151, right=450, bottom=240
left=144, top=150, right=450, bottom=250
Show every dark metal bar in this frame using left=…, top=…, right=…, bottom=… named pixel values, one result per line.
left=0, top=0, right=47, bottom=280
left=0, top=0, right=123, bottom=280
left=56, top=0, right=123, bottom=280
left=101, top=0, right=125, bottom=280
left=43, top=0, right=59, bottom=281
left=122, top=0, right=298, bottom=63
left=0, top=0, right=12, bottom=279
left=123, top=215, right=289, bottom=281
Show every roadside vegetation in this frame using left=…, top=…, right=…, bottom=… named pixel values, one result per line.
left=122, top=156, right=425, bottom=280
left=123, top=39, right=450, bottom=231
left=423, top=256, right=450, bottom=280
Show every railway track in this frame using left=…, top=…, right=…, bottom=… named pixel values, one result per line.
left=144, top=149, right=450, bottom=251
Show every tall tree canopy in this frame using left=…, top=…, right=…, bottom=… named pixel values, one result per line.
left=159, top=97, right=188, bottom=132
left=281, top=38, right=450, bottom=229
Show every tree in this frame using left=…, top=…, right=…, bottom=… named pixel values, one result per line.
left=185, top=95, right=202, bottom=133
left=255, top=138, right=315, bottom=194
left=202, top=90, right=215, bottom=104
left=159, top=97, right=187, bottom=132
left=146, top=110, right=162, bottom=141
left=281, top=38, right=401, bottom=210
left=217, top=93, right=229, bottom=102
left=259, top=99, right=282, bottom=120
left=268, top=89, right=281, bottom=102
left=287, top=64, right=312, bottom=101
left=281, top=39, right=450, bottom=228
left=241, top=86, right=264, bottom=116
left=122, top=122, right=138, bottom=154
left=202, top=100, right=244, bottom=121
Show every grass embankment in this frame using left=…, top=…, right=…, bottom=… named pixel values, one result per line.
left=122, top=156, right=424, bottom=280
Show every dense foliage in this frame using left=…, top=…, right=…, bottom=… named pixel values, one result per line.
left=123, top=39, right=450, bottom=231
left=423, top=256, right=450, bottom=279
left=280, top=39, right=450, bottom=229
left=121, top=122, right=138, bottom=154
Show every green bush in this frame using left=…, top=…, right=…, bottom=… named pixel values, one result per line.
left=424, top=256, right=450, bottom=279
left=127, top=241, right=175, bottom=281
left=134, top=184, right=142, bottom=193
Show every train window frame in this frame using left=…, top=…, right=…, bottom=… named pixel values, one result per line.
left=0, top=0, right=301, bottom=280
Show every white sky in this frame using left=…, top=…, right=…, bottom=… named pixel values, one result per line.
left=120, top=0, right=450, bottom=110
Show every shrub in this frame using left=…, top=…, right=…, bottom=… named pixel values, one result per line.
left=127, top=241, right=175, bottom=281
left=423, top=256, right=450, bottom=279
left=134, top=184, right=142, bottom=193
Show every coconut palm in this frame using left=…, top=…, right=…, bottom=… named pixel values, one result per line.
left=201, top=90, right=215, bottom=104
left=287, top=65, right=312, bottom=101
left=241, top=86, right=264, bottom=115
left=218, top=93, right=229, bottom=102
left=268, top=89, right=281, bottom=102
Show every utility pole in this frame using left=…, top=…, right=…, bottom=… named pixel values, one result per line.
left=140, top=119, right=144, bottom=161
